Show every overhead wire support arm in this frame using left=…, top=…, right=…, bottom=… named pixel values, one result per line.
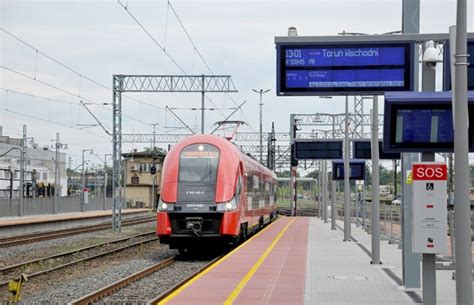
left=210, top=100, right=247, bottom=134
left=80, top=101, right=111, bottom=136
left=165, top=106, right=195, bottom=135
left=119, top=75, right=237, bottom=93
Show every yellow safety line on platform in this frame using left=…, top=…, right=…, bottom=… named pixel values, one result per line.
left=158, top=217, right=284, bottom=305
left=223, top=218, right=296, bottom=305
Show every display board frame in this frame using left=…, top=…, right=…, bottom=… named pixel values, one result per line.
left=293, top=139, right=343, bottom=160
left=443, top=40, right=474, bottom=91
left=383, top=91, right=474, bottom=153
left=352, top=140, right=401, bottom=160
left=276, top=41, right=415, bottom=96
left=332, top=159, right=366, bottom=180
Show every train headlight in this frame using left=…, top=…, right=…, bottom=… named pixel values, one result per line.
left=217, top=197, right=237, bottom=212
left=158, top=198, right=174, bottom=212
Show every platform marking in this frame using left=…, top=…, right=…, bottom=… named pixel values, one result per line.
left=157, top=217, right=284, bottom=305
left=223, top=218, right=296, bottom=305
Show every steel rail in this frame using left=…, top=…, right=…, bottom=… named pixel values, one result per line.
left=68, top=257, right=177, bottom=305
left=0, top=216, right=155, bottom=247
left=0, top=231, right=156, bottom=274
left=147, top=255, right=224, bottom=305
left=0, top=236, right=159, bottom=287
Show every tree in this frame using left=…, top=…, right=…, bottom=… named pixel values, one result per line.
left=275, top=170, right=299, bottom=178
left=305, top=169, right=320, bottom=179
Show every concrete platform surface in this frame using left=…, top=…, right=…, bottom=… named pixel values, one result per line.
left=305, top=218, right=416, bottom=305
left=0, top=208, right=152, bottom=236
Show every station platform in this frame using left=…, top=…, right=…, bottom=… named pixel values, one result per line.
left=0, top=208, right=151, bottom=236
left=159, top=216, right=441, bottom=305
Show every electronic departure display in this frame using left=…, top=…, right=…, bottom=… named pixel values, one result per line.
left=383, top=91, right=474, bottom=153
left=277, top=42, right=414, bottom=95
left=294, top=140, right=343, bottom=159
left=332, top=160, right=366, bottom=180
left=443, top=40, right=474, bottom=91
left=352, top=140, right=401, bottom=160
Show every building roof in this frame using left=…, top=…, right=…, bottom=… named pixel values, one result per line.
left=122, top=150, right=166, bottom=160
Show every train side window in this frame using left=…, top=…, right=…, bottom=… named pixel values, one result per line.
left=235, top=174, right=242, bottom=203
left=253, top=175, right=259, bottom=190
left=247, top=175, right=252, bottom=194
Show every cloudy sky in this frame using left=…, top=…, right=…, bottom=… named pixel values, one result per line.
left=1, top=0, right=473, bottom=168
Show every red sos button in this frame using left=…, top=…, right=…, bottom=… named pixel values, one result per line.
left=412, top=163, right=447, bottom=181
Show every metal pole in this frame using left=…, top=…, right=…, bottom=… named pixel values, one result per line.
left=290, top=114, right=297, bottom=216
left=9, top=167, right=13, bottom=199
left=323, top=160, right=328, bottom=223
left=371, top=97, right=381, bottom=264
left=54, top=132, right=60, bottom=214
left=319, top=162, right=323, bottom=219
left=453, top=0, right=473, bottom=302
left=103, top=154, right=108, bottom=210
left=152, top=124, right=157, bottom=210
left=393, top=160, right=397, bottom=199
left=112, top=75, right=123, bottom=232
left=201, top=74, right=205, bottom=134
left=421, top=153, right=437, bottom=305
left=67, top=157, right=71, bottom=196
left=401, top=0, right=421, bottom=288
left=259, top=91, right=264, bottom=164
left=81, top=150, right=85, bottom=212
left=19, top=125, right=26, bottom=216
left=331, top=114, right=337, bottom=230
left=420, top=31, right=438, bottom=302
left=343, top=95, right=351, bottom=241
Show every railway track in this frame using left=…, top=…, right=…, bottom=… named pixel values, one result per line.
left=0, top=231, right=159, bottom=287
left=0, top=215, right=156, bottom=247
left=68, top=254, right=222, bottom=304
left=149, top=255, right=222, bottom=304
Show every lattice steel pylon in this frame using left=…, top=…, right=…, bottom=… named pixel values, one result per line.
left=112, top=74, right=237, bottom=232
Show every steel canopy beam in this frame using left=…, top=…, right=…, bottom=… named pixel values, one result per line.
left=118, top=75, right=237, bottom=93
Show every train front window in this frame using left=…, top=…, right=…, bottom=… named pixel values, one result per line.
left=179, top=144, right=220, bottom=183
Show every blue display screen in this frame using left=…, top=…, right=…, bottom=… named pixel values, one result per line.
left=285, top=47, right=405, bottom=67
left=383, top=92, right=474, bottom=153
left=395, top=109, right=454, bottom=144
left=286, top=69, right=405, bottom=89
left=277, top=43, right=414, bottom=95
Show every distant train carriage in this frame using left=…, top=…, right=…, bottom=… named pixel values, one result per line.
left=156, top=134, right=277, bottom=251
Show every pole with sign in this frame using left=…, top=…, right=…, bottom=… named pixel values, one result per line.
left=412, top=162, right=448, bottom=305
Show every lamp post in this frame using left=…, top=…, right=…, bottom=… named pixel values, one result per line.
left=103, top=154, right=111, bottom=210
left=53, top=132, right=67, bottom=214
left=81, top=149, right=93, bottom=212
left=150, top=123, right=159, bottom=210
left=252, top=89, right=270, bottom=164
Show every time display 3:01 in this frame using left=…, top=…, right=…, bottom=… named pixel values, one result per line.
left=277, top=42, right=414, bottom=95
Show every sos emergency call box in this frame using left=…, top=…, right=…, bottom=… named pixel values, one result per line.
left=412, top=162, right=448, bottom=254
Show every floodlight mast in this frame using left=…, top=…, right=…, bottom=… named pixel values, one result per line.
left=252, top=89, right=271, bottom=164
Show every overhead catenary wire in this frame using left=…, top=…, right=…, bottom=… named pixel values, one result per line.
left=0, top=88, right=77, bottom=106
left=0, top=108, right=110, bottom=141
left=0, top=66, right=152, bottom=128
left=0, top=28, right=164, bottom=115
left=166, top=1, right=255, bottom=129
left=117, top=1, right=230, bottom=120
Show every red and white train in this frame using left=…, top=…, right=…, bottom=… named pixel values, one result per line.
left=156, top=134, right=278, bottom=251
